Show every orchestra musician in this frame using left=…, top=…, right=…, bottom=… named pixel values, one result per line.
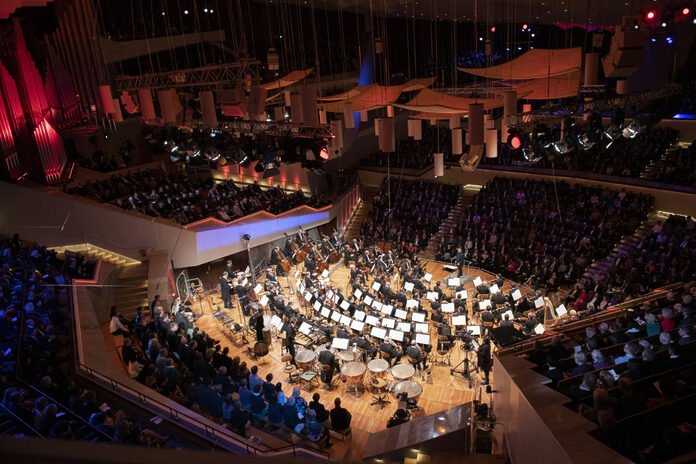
left=251, top=309, right=265, bottom=341
left=270, top=246, right=283, bottom=271
left=220, top=272, right=232, bottom=308
left=283, top=319, right=298, bottom=365
left=406, top=340, right=427, bottom=371
left=379, top=337, right=402, bottom=367
left=455, top=247, right=466, bottom=277
left=304, top=252, right=317, bottom=273
left=225, top=259, right=234, bottom=277
left=318, top=349, right=339, bottom=387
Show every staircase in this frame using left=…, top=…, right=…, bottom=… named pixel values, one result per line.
left=582, top=211, right=668, bottom=280
left=49, top=243, right=140, bottom=267
left=421, top=185, right=481, bottom=260
left=113, top=261, right=149, bottom=318
left=640, top=141, right=688, bottom=180
left=343, top=187, right=379, bottom=242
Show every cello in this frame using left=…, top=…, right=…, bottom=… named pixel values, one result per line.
left=277, top=250, right=292, bottom=273
left=291, top=240, right=306, bottom=264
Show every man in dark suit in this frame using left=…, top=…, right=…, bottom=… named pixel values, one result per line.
left=318, top=349, right=339, bottom=387
left=225, top=259, right=234, bottom=277
left=356, top=335, right=378, bottom=360
left=455, top=247, right=466, bottom=277
left=220, top=272, right=232, bottom=308
left=406, top=340, right=427, bottom=371
left=477, top=337, right=492, bottom=385
left=379, top=337, right=402, bottom=366
left=283, top=320, right=297, bottom=365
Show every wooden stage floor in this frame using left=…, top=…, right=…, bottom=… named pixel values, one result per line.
left=193, top=260, right=501, bottom=461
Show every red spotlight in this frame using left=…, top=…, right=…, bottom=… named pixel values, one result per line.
left=491, top=26, right=496, bottom=32
left=683, top=8, right=690, bottom=15
left=646, top=11, right=655, bottom=19
left=319, top=147, right=329, bottom=160
left=510, top=136, right=521, bottom=149
left=522, top=23, right=528, bottom=30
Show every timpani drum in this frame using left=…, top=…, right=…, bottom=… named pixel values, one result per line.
left=296, top=350, right=315, bottom=371
left=367, top=358, right=390, bottom=378
left=341, top=361, right=366, bottom=397
left=338, top=350, right=356, bottom=363
left=391, top=363, right=416, bottom=381
left=262, top=328, right=272, bottom=346
left=393, top=380, right=423, bottom=401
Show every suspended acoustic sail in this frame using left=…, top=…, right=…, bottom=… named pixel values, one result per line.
left=458, top=48, right=582, bottom=80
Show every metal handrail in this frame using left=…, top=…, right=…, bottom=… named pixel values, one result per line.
left=0, top=402, right=45, bottom=438
left=73, top=361, right=329, bottom=458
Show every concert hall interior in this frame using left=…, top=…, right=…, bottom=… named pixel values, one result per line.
left=1, top=1, right=696, bottom=464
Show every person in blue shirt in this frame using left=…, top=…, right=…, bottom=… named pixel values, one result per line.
left=238, top=379, right=252, bottom=411
left=275, top=383, right=287, bottom=406
left=283, top=395, right=301, bottom=429
left=291, top=386, right=308, bottom=414
left=249, top=365, right=263, bottom=391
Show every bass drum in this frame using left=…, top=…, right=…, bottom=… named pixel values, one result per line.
left=254, top=342, right=269, bottom=357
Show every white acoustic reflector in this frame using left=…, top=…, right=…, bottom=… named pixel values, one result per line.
left=300, top=84, right=318, bottom=125
left=284, top=90, right=291, bottom=107
left=112, top=98, right=123, bottom=122
left=331, top=120, right=344, bottom=149
left=138, top=88, right=155, bottom=120
left=485, top=128, right=498, bottom=158
left=387, top=105, right=394, bottom=117
left=522, top=103, right=532, bottom=123
left=290, top=93, right=303, bottom=123
left=199, top=90, right=217, bottom=128
left=248, top=86, right=268, bottom=121
left=452, top=128, right=463, bottom=155
left=434, top=152, right=444, bottom=177
left=379, top=118, right=395, bottom=152
left=158, top=89, right=177, bottom=123
left=374, top=117, right=382, bottom=136
left=319, top=109, right=328, bottom=124
left=344, top=102, right=355, bottom=129
left=584, top=53, right=599, bottom=86
left=449, top=116, right=460, bottom=129
left=360, top=110, right=368, bottom=122
left=407, top=119, right=422, bottom=140
left=468, top=103, right=484, bottom=146
left=98, top=85, right=114, bottom=114
left=616, top=80, right=629, bottom=95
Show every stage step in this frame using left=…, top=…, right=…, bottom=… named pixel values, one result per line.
left=113, top=261, right=150, bottom=317
left=343, top=187, right=379, bottom=242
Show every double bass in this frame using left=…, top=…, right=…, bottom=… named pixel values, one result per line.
left=314, top=245, right=330, bottom=273
left=290, top=240, right=306, bottom=264
left=277, top=250, right=291, bottom=273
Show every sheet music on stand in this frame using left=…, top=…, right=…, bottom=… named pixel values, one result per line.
left=472, top=276, right=482, bottom=287
left=372, top=281, right=381, bottom=292
left=299, top=322, right=312, bottom=335
left=397, top=322, right=411, bottom=332
left=479, top=299, right=491, bottom=310
left=364, top=295, right=373, bottom=306
left=404, top=282, right=414, bottom=292
left=389, top=330, right=404, bottom=342
left=253, top=283, right=263, bottom=294
left=327, top=289, right=334, bottom=299
left=304, top=291, right=313, bottom=302
left=322, top=269, right=330, bottom=278
left=448, top=277, right=460, bottom=288
left=502, top=310, right=514, bottom=321
left=353, top=310, right=366, bottom=321
left=372, top=300, right=383, bottom=311
left=340, top=300, right=350, bottom=310
left=340, top=315, right=352, bottom=326
left=456, top=290, right=468, bottom=299
left=321, top=307, right=331, bottom=318
left=242, top=278, right=248, bottom=286
left=489, top=284, right=500, bottom=294
left=296, top=279, right=302, bottom=289
left=313, top=301, right=322, bottom=311
left=271, top=315, right=283, bottom=331
left=411, top=312, right=426, bottom=323
left=452, top=315, right=467, bottom=326
left=415, top=323, right=429, bottom=334
left=415, top=333, right=430, bottom=345
left=259, top=295, right=269, bottom=307
left=382, top=318, right=396, bottom=329
left=406, top=299, right=418, bottom=309
left=380, top=304, right=393, bottom=316
left=394, top=308, right=408, bottom=319
left=534, top=296, right=545, bottom=309
left=442, top=302, right=455, bottom=313
left=295, top=270, right=301, bottom=279
left=423, top=273, right=432, bottom=282
left=365, top=315, right=380, bottom=326
left=354, top=289, right=363, bottom=299
left=534, top=324, right=545, bottom=335
left=331, top=311, right=342, bottom=322
left=331, top=338, right=349, bottom=350
left=555, top=304, right=567, bottom=316
left=370, top=327, right=387, bottom=340
left=467, top=325, right=481, bottom=335
left=350, top=320, right=365, bottom=332
left=511, top=289, right=522, bottom=301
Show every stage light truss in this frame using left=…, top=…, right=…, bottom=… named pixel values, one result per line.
left=508, top=83, right=682, bottom=129
left=114, top=60, right=260, bottom=91
left=213, top=120, right=334, bottom=139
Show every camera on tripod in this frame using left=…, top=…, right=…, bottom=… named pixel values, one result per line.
left=454, top=331, right=475, bottom=351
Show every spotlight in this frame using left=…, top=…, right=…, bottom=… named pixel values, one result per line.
left=683, top=8, right=690, bottom=15
left=491, top=26, right=496, bottom=32
left=522, top=23, right=528, bottom=30
left=552, top=140, right=573, bottom=155
left=661, top=22, right=667, bottom=27
left=522, top=147, right=542, bottom=164
left=508, top=135, right=522, bottom=149
left=622, top=118, right=646, bottom=139
left=666, top=37, right=673, bottom=44
left=319, top=147, right=329, bottom=160
left=184, top=9, right=189, bottom=14
left=602, top=126, right=621, bottom=148
left=646, top=11, right=655, bottom=20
